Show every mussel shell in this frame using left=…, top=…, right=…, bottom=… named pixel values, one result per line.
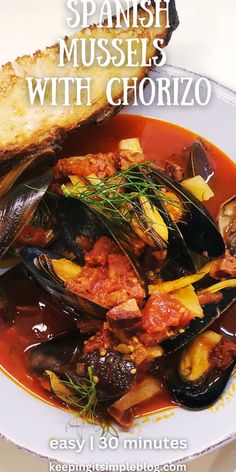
left=149, top=166, right=225, bottom=259
left=218, top=195, right=236, bottom=256
left=28, top=331, right=83, bottom=376
left=84, top=350, right=136, bottom=402
left=20, top=247, right=108, bottom=319
left=56, top=198, right=146, bottom=288
left=0, top=148, right=56, bottom=199
left=0, top=169, right=52, bottom=259
left=144, top=172, right=196, bottom=275
left=28, top=333, right=136, bottom=403
left=161, top=286, right=236, bottom=355
left=164, top=348, right=236, bottom=409
left=56, top=198, right=106, bottom=264
left=190, top=140, right=214, bottom=183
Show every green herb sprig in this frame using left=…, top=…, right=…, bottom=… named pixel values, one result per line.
left=62, top=162, right=183, bottom=227
left=62, top=367, right=98, bottom=423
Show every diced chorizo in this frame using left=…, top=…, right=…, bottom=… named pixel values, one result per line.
left=197, top=290, right=223, bottom=305
left=106, top=299, right=142, bottom=332
left=210, top=337, right=236, bottom=370
left=165, top=160, right=185, bottom=182
left=53, top=153, right=117, bottom=180
left=114, top=151, right=145, bottom=171
left=210, top=254, right=236, bottom=279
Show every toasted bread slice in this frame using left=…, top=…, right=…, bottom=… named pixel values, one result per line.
left=0, top=1, right=178, bottom=175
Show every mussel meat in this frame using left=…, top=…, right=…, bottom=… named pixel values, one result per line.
left=28, top=332, right=136, bottom=403
left=160, top=280, right=236, bottom=355
left=148, top=165, right=225, bottom=259
left=218, top=195, right=236, bottom=256
left=21, top=247, right=109, bottom=319
left=164, top=330, right=236, bottom=408
left=21, top=200, right=146, bottom=319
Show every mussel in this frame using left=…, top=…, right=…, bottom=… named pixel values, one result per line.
left=190, top=140, right=214, bottom=183
left=148, top=165, right=225, bottom=259
left=160, top=280, right=236, bottom=355
left=28, top=332, right=136, bottom=403
left=21, top=200, right=146, bottom=319
left=115, top=166, right=196, bottom=276
left=0, top=147, right=56, bottom=199
left=21, top=247, right=109, bottom=319
left=56, top=198, right=146, bottom=282
left=218, top=195, right=236, bottom=256
left=0, top=169, right=52, bottom=259
left=28, top=331, right=83, bottom=376
left=164, top=329, right=236, bottom=408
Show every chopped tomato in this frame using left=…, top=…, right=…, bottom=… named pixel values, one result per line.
left=16, top=225, right=47, bottom=246
left=66, top=236, right=145, bottom=308
left=141, top=293, right=194, bottom=346
left=85, top=236, right=118, bottom=267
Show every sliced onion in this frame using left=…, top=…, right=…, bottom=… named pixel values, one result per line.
left=108, top=376, right=161, bottom=428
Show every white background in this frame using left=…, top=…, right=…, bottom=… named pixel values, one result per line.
left=0, top=0, right=236, bottom=471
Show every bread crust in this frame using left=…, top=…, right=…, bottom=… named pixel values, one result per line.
left=0, top=1, right=179, bottom=176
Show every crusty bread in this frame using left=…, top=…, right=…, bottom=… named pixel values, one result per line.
left=0, top=1, right=178, bottom=175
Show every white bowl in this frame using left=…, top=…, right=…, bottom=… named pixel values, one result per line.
left=1, top=65, right=236, bottom=466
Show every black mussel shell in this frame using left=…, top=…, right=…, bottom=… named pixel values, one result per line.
left=56, top=198, right=146, bottom=287
left=20, top=247, right=107, bottom=319
left=0, top=169, right=52, bottom=259
left=56, top=198, right=106, bottom=264
left=28, top=331, right=83, bottom=376
left=163, top=328, right=236, bottom=410
left=28, top=334, right=136, bottom=403
left=165, top=358, right=236, bottom=409
left=119, top=166, right=195, bottom=276
left=144, top=172, right=196, bottom=275
left=149, top=166, right=225, bottom=259
left=161, top=286, right=236, bottom=355
left=190, top=140, right=214, bottom=183
left=0, top=148, right=56, bottom=199
left=84, top=350, right=136, bottom=402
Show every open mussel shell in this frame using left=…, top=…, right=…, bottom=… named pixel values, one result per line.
left=190, top=140, right=214, bottom=183
left=161, top=285, right=236, bottom=355
left=144, top=173, right=196, bottom=275
left=164, top=350, right=236, bottom=409
left=28, top=331, right=83, bottom=376
left=56, top=198, right=146, bottom=287
left=148, top=166, right=225, bottom=259
left=0, top=147, right=56, bottom=199
left=28, top=333, right=136, bottom=402
left=20, top=247, right=107, bottom=319
left=0, top=169, right=52, bottom=259
left=218, top=195, right=236, bottom=256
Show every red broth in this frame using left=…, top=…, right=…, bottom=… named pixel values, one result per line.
left=0, top=114, right=236, bottom=417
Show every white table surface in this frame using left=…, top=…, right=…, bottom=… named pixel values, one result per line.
left=0, top=0, right=236, bottom=470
